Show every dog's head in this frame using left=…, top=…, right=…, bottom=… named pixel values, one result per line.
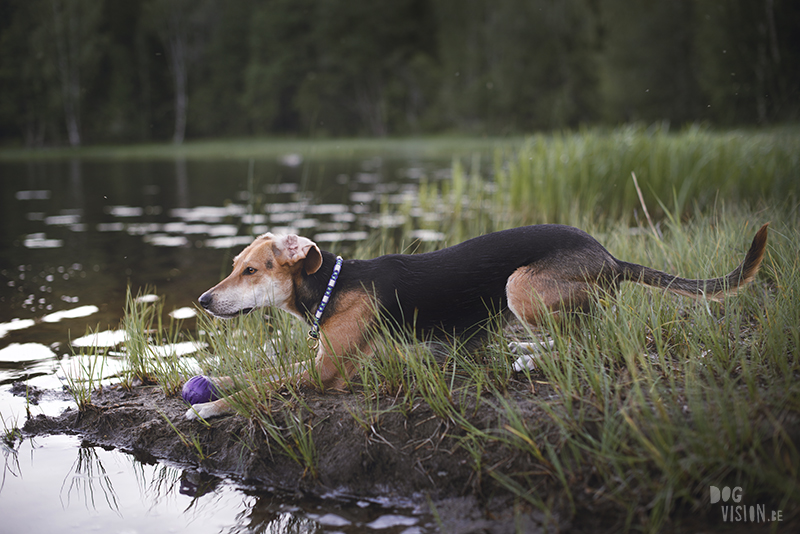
left=199, top=233, right=322, bottom=318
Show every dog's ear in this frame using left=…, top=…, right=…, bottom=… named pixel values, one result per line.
left=303, top=244, right=323, bottom=275
left=273, top=234, right=322, bottom=274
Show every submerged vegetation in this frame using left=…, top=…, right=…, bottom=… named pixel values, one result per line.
left=59, top=127, right=799, bottom=531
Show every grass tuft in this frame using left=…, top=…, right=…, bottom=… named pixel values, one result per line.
left=122, top=287, right=198, bottom=396
left=62, top=326, right=108, bottom=411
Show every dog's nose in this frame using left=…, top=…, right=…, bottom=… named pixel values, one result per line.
left=199, top=292, right=213, bottom=309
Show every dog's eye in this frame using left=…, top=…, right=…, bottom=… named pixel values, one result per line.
left=243, top=266, right=257, bottom=275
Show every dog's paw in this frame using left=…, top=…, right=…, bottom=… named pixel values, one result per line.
left=512, top=353, right=542, bottom=372
left=185, top=401, right=224, bottom=421
left=508, top=339, right=554, bottom=355
left=510, top=340, right=555, bottom=372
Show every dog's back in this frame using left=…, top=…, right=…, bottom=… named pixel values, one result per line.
left=330, top=223, right=768, bottom=338
left=333, top=225, right=618, bottom=338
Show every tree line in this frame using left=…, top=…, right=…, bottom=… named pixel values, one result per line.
left=1, top=0, right=798, bottom=147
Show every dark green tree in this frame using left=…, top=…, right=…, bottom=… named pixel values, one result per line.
left=1, top=0, right=799, bottom=145
left=0, top=1, right=61, bottom=146
left=599, top=0, right=702, bottom=124
left=694, top=0, right=800, bottom=124
left=434, top=0, right=600, bottom=133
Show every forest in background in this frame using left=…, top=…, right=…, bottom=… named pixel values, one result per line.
left=1, top=0, right=798, bottom=147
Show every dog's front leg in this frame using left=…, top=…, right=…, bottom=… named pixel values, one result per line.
left=186, top=397, right=232, bottom=420
left=301, top=290, right=375, bottom=391
left=184, top=363, right=307, bottom=420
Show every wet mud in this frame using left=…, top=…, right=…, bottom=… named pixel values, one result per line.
left=22, top=383, right=566, bottom=533
left=20, top=382, right=790, bottom=533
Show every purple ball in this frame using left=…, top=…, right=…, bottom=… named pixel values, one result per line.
left=181, top=375, right=221, bottom=405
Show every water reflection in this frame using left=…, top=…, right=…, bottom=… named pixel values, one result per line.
left=16, top=190, right=52, bottom=201
left=0, top=342, right=56, bottom=362
left=1, top=436, right=241, bottom=532
left=1, top=435, right=430, bottom=533
left=60, top=443, right=121, bottom=514
left=42, top=304, right=99, bottom=323
left=0, top=319, right=36, bottom=338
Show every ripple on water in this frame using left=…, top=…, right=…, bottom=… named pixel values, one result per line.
left=0, top=319, right=35, bottom=338
left=42, top=305, right=99, bottom=323
left=169, top=307, right=197, bottom=319
left=23, top=233, right=63, bottom=249
left=70, top=329, right=128, bottom=348
left=0, top=342, right=57, bottom=363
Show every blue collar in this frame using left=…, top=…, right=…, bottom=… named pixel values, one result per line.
left=307, top=256, right=343, bottom=350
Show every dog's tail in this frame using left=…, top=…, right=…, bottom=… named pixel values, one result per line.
left=617, top=223, right=769, bottom=302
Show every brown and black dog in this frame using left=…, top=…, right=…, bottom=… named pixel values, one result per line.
left=187, top=223, right=768, bottom=420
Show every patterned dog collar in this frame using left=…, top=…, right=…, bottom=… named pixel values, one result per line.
left=307, top=256, right=343, bottom=350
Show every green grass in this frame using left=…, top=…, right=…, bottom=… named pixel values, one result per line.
left=351, top=125, right=799, bottom=256
left=493, top=124, right=799, bottom=225
left=185, top=215, right=797, bottom=531
left=88, top=126, right=800, bottom=529
left=122, top=287, right=197, bottom=396
left=514, top=213, right=799, bottom=527
left=1, top=411, right=22, bottom=447
left=62, top=326, right=109, bottom=411
left=192, top=308, right=323, bottom=477
left=182, top=207, right=798, bottom=517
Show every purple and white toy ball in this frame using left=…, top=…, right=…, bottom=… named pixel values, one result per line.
left=181, top=375, right=221, bottom=405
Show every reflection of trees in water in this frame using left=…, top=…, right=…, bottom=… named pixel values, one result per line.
left=60, top=444, right=120, bottom=514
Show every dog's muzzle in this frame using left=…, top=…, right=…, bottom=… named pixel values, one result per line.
left=198, top=291, right=213, bottom=310
left=198, top=291, right=254, bottom=318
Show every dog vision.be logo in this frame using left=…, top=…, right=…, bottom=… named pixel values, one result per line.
left=709, top=486, right=784, bottom=523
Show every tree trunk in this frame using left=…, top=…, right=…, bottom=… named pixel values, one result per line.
left=167, top=8, right=189, bottom=145
left=168, top=27, right=188, bottom=145
left=51, top=0, right=82, bottom=146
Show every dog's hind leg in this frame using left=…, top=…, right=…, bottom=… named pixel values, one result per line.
left=505, top=266, right=594, bottom=371
left=506, top=266, right=594, bottom=325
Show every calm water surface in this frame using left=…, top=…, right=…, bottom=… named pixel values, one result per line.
left=1, top=153, right=453, bottom=533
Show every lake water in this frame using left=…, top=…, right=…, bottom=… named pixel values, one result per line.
left=0, top=152, right=458, bottom=533
left=2, top=434, right=430, bottom=533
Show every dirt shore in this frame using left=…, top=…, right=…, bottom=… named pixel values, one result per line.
left=19, top=381, right=790, bottom=533
left=21, top=382, right=570, bottom=533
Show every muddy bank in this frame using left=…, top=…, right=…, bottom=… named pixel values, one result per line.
left=19, top=382, right=791, bottom=533
left=22, top=382, right=568, bottom=533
